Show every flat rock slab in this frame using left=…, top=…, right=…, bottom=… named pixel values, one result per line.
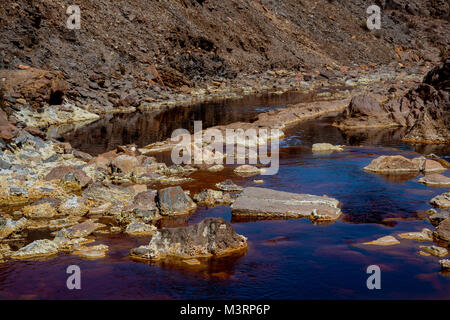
left=11, top=239, right=58, bottom=260
left=231, top=187, right=341, bottom=221
left=418, top=174, right=450, bottom=186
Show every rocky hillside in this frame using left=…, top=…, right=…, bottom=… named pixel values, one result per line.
left=1, top=0, right=449, bottom=109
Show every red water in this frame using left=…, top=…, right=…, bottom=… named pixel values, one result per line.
left=1, top=95, right=449, bottom=299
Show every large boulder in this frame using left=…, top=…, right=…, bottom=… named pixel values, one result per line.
left=231, top=187, right=341, bottom=221
left=129, top=218, right=247, bottom=261
left=157, top=186, right=197, bottom=216
left=434, top=218, right=450, bottom=241
left=363, top=155, right=419, bottom=173
left=418, top=174, right=450, bottom=186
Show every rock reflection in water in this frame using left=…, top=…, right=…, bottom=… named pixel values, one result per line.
left=57, top=91, right=320, bottom=156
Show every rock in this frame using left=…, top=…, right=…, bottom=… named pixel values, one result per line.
left=429, top=211, right=450, bottom=225
left=82, top=183, right=135, bottom=203
left=422, top=160, right=447, bottom=173
left=111, top=155, right=140, bottom=175
left=311, top=143, right=343, bottom=153
left=234, top=165, right=261, bottom=176
left=439, top=259, right=450, bottom=270
left=231, top=187, right=341, bottom=221
left=129, top=218, right=247, bottom=261
left=157, top=186, right=197, bottom=216
left=420, top=245, right=448, bottom=257
left=363, top=155, right=419, bottom=173
left=45, top=166, right=92, bottom=188
left=0, top=68, right=66, bottom=108
left=333, top=95, right=396, bottom=128
left=215, top=179, right=243, bottom=192
left=125, top=221, right=157, bottom=236
left=418, top=174, right=450, bottom=186
left=0, top=217, right=27, bottom=239
left=122, top=190, right=160, bottom=223
left=434, top=218, right=450, bottom=241
left=193, top=189, right=232, bottom=206
left=207, top=164, right=224, bottom=172
left=58, top=220, right=103, bottom=239
left=398, top=228, right=433, bottom=241
left=73, top=150, right=93, bottom=162
left=11, top=239, right=58, bottom=260
left=23, top=202, right=57, bottom=219
left=362, top=235, right=400, bottom=246
left=73, top=244, right=108, bottom=259
left=430, top=191, right=450, bottom=208
left=58, top=196, right=89, bottom=216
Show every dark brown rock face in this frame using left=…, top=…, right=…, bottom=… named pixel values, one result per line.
left=129, top=217, right=247, bottom=260
left=334, top=95, right=395, bottom=128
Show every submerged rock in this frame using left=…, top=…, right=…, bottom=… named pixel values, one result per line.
left=418, top=174, right=450, bottom=186
left=311, top=143, right=343, bottom=153
left=129, top=218, right=247, bottom=261
left=157, top=186, right=197, bottom=216
left=231, top=187, right=341, bottom=221
left=11, top=239, right=58, bottom=259
left=73, top=244, right=109, bottom=259
left=430, top=192, right=450, bottom=208
left=363, top=155, right=419, bottom=173
left=434, top=218, right=450, bottom=241
left=125, top=221, right=157, bottom=236
left=362, top=235, right=400, bottom=246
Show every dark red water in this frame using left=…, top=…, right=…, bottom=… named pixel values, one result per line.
left=1, top=96, right=450, bottom=299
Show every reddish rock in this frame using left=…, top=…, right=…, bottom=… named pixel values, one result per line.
left=44, top=166, right=92, bottom=188
left=364, top=155, right=419, bottom=173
